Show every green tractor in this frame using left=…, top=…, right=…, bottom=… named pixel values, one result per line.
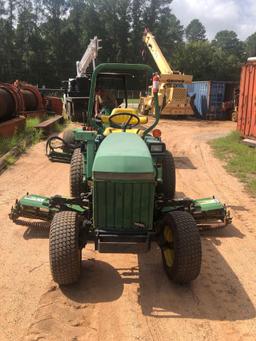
left=10, top=63, right=231, bottom=286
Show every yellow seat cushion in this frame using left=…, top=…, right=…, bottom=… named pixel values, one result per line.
left=103, top=127, right=144, bottom=136
left=111, top=107, right=138, bottom=115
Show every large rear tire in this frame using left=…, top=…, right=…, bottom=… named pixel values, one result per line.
left=49, top=211, right=82, bottom=285
left=159, top=211, right=201, bottom=284
left=157, top=150, right=176, bottom=199
left=70, top=148, right=84, bottom=198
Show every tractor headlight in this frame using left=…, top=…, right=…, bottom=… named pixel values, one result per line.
left=149, top=143, right=165, bottom=153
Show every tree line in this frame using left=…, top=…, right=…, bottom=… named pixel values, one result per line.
left=0, top=0, right=256, bottom=87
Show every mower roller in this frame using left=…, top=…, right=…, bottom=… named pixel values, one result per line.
left=10, top=63, right=232, bottom=286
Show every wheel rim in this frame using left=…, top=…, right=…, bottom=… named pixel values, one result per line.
left=163, top=225, right=174, bottom=268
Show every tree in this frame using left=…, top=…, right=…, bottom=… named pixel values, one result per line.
left=41, top=0, right=71, bottom=85
left=246, top=32, right=256, bottom=57
left=185, top=19, right=206, bottom=42
left=210, top=47, right=241, bottom=81
left=173, top=41, right=214, bottom=80
left=15, top=1, right=36, bottom=80
left=213, top=30, right=245, bottom=58
left=1, top=0, right=18, bottom=81
left=129, top=0, right=144, bottom=62
left=0, top=0, right=5, bottom=16
left=156, top=14, right=184, bottom=57
left=0, top=0, right=248, bottom=86
left=143, top=0, right=172, bottom=31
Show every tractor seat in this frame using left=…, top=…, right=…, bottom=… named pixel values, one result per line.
left=101, top=107, right=148, bottom=136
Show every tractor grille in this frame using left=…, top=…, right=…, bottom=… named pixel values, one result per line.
left=172, top=88, right=187, bottom=101
left=93, top=180, right=154, bottom=231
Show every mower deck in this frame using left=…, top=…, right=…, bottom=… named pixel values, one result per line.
left=10, top=193, right=231, bottom=231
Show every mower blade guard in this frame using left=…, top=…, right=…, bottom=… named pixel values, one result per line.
left=191, top=197, right=232, bottom=229
left=10, top=194, right=88, bottom=222
left=9, top=194, right=53, bottom=221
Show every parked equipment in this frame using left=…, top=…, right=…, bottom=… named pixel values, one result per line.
left=139, top=29, right=194, bottom=116
left=237, top=58, right=256, bottom=139
left=0, top=82, right=24, bottom=122
left=186, top=81, right=239, bottom=120
left=0, top=81, right=47, bottom=137
left=10, top=63, right=231, bottom=286
left=63, top=36, right=101, bottom=122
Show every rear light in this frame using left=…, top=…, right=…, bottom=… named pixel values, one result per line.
left=152, top=129, right=161, bottom=138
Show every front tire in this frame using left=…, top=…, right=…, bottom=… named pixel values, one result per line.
left=49, top=211, right=82, bottom=285
left=158, top=211, right=201, bottom=284
left=157, top=150, right=176, bottom=199
left=70, top=148, right=84, bottom=197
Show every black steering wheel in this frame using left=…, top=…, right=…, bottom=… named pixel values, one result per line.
left=108, top=113, right=140, bottom=132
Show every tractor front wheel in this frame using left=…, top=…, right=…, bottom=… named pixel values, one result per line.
left=157, top=150, right=176, bottom=199
left=49, top=211, right=82, bottom=285
left=70, top=148, right=85, bottom=197
left=158, top=211, right=201, bottom=284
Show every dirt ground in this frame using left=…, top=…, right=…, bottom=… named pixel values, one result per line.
left=0, top=119, right=256, bottom=341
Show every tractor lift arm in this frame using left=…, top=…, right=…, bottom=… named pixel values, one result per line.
left=10, top=194, right=231, bottom=230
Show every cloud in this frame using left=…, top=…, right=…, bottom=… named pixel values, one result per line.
left=171, top=0, right=256, bottom=40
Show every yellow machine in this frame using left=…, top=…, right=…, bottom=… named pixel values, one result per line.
left=139, top=30, right=194, bottom=116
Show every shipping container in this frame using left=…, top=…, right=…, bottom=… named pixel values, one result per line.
left=185, top=81, right=239, bottom=119
left=237, top=59, right=256, bottom=139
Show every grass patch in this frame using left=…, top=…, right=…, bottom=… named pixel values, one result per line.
left=0, top=117, right=67, bottom=159
left=210, top=131, right=256, bottom=196
left=5, top=154, right=17, bottom=165
left=52, top=120, right=68, bottom=133
left=0, top=118, right=41, bottom=155
left=0, top=117, right=42, bottom=157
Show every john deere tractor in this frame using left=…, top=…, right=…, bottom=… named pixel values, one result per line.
left=10, top=63, right=231, bottom=286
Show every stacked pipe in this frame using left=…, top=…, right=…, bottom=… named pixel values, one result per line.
left=0, top=83, right=24, bottom=121
left=20, top=83, right=44, bottom=112
left=0, top=81, right=44, bottom=122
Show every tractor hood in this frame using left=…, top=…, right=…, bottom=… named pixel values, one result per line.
left=92, top=132, right=154, bottom=180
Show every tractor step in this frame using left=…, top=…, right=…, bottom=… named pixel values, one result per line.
left=96, top=233, right=151, bottom=253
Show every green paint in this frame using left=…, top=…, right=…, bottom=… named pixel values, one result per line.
left=74, top=129, right=97, bottom=179
left=92, top=132, right=154, bottom=175
left=20, top=194, right=49, bottom=209
left=93, top=180, right=155, bottom=231
left=19, top=194, right=86, bottom=215
left=193, top=197, right=225, bottom=212
left=161, top=197, right=225, bottom=214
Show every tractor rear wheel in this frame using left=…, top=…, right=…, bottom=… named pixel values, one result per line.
left=159, top=211, right=201, bottom=284
left=70, top=148, right=84, bottom=198
left=157, top=150, right=176, bottom=199
left=49, top=211, right=82, bottom=285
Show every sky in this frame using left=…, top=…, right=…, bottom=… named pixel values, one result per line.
left=171, top=0, right=256, bottom=41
